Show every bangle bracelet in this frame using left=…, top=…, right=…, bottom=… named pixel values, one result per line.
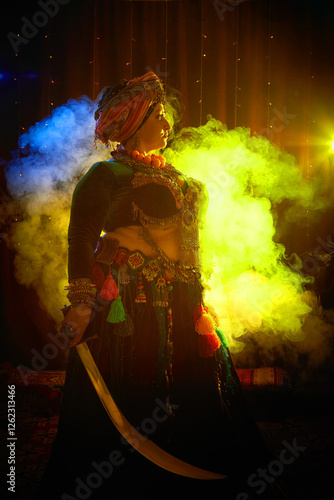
left=65, top=278, right=96, bottom=307
left=69, top=297, right=96, bottom=308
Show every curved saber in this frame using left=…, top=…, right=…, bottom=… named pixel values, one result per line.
left=76, top=342, right=226, bottom=480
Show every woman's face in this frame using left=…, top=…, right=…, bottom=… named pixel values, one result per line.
left=135, top=103, right=170, bottom=153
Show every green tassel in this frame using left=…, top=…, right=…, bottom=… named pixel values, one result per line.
left=215, top=327, right=235, bottom=394
left=215, top=327, right=229, bottom=348
left=107, top=295, right=126, bottom=323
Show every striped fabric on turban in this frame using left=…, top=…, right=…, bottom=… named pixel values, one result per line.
left=94, top=72, right=166, bottom=145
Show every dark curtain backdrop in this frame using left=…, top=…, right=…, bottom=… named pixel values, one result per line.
left=3, top=0, right=334, bottom=161
left=1, top=0, right=334, bottom=368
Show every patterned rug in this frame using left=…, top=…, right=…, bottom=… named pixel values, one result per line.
left=1, top=362, right=333, bottom=499
left=0, top=363, right=63, bottom=500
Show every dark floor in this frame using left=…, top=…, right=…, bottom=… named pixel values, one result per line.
left=0, top=362, right=334, bottom=500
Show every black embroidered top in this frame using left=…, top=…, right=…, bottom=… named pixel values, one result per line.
left=68, top=157, right=207, bottom=282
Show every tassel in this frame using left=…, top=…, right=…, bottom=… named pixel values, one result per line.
left=100, top=273, right=119, bottom=301
left=92, top=263, right=106, bottom=290
left=198, top=334, right=221, bottom=358
left=205, top=304, right=220, bottom=327
left=195, top=311, right=221, bottom=358
left=215, top=327, right=229, bottom=348
left=207, top=333, right=221, bottom=350
left=107, top=295, right=126, bottom=323
left=193, top=304, right=220, bottom=327
left=195, top=312, right=216, bottom=335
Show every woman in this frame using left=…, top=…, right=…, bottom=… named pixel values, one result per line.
left=39, top=72, right=286, bottom=499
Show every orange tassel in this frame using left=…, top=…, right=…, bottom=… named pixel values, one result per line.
left=206, top=332, right=221, bottom=351
left=198, top=333, right=221, bottom=358
left=100, top=273, right=119, bottom=301
left=196, top=311, right=221, bottom=357
left=92, top=263, right=105, bottom=290
left=193, top=304, right=219, bottom=327
left=195, top=312, right=216, bottom=335
left=198, top=333, right=221, bottom=357
left=205, top=304, right=220, bottom=327
left=198, top=335, right=214, bottom=357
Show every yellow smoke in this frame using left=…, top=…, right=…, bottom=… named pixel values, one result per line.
left=164, top=118, right=333, bottom=367
left=4, top=102, right=333, bottom=371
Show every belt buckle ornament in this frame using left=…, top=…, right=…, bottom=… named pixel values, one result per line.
left=127, top=250, right=146, bottom=271
left=142, top=259, right=160, bottom=281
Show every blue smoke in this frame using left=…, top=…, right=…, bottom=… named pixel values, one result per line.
left=5, top=96, right=109, bottom=197
left=4, top=97, right=110, bottom=323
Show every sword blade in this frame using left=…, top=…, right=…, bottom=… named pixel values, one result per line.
left=76, top=342, right=226, bottom=480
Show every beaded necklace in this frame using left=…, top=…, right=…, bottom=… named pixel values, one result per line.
left=113, top=148, right=184, bottom=205
left=131, top=149, right=166, bottom=169
left=115, top=146, right=167, bottom=169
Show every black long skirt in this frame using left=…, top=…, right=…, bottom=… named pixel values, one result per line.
left=38, top=262, right=287, bottom=499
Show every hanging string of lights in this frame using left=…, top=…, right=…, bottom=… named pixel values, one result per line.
left=92, top=0, right=100, bottom=101
left=14, top=52, right=22, bottom=157
left=233, top=2, right=240, bottom=128
left=126, top=0, right=134, bottom=80
left=198, top=0, right=207, bottom=126
left=266, top=0, right=273, bottom=137
left=46, top=34, right=55, bottom=116
left=305, top=16, right=314, bottom=242
left=162, top=0, right=168, bottom=89
left=305, top=11, right=314, bottom=186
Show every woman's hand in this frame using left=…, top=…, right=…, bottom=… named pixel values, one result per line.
left=61, top=305, right=93, bottom=347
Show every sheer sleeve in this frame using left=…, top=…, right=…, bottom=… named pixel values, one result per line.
left=67, top=162, right=116, bottom=281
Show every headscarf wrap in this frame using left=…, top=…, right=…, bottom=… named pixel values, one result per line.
left=94, top=72, right=166, bottom=145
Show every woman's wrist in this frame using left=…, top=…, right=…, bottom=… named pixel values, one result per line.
left=65, top=278, right=96, bottom=308
left=70, top=304, right=93, bottom=311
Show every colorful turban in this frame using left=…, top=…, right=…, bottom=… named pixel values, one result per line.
left=94, top=72, right=166, bottom=145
